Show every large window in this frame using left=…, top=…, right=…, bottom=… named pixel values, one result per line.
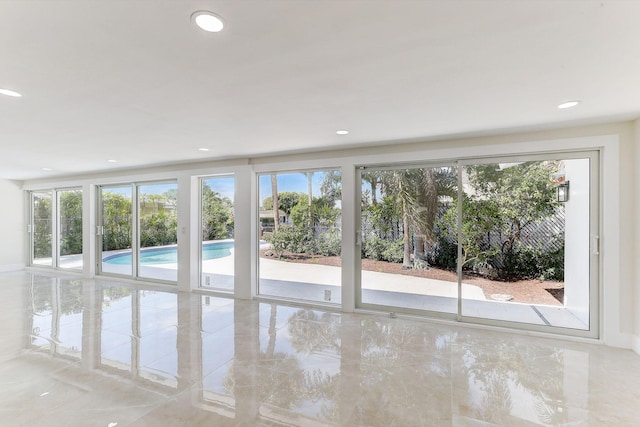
left=200, top=175, right=235, bottom=291
left=29, top=188, right=83, bottom=270
left=257, top=170, right=342, bottom=304
left=98, top=181, right=178, bottom=283
left=357, top=152, right=598, bottom=336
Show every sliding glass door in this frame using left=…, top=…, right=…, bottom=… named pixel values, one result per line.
left=98, top=181, right=178, bottom=283
left=30, top=188, right=83, bottom=270
left=357, top=152, right=598, bottom=336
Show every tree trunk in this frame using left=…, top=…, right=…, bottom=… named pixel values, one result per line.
left=402, top=212, right=412, bottom=269
left=307, top=172, right=313, bottom=228
left=271, top=174, right=279, bottom=232
left=371, top=176, right=378, bottom=205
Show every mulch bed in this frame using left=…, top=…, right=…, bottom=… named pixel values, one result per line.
left=260, top=250, right=564, bottom=306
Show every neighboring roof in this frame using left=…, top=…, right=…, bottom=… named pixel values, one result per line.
left=259, top=210, right=286, bottom=219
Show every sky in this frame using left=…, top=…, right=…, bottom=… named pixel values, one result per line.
left=100, top=182, right=177, bottom=198
left=98, top=171, right=339, bottom=205
left=258, top=171, right=338, bottom=206
left=202, top=176, right=235, bottom=200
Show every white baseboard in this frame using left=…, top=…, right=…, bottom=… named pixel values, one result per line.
left=632, top=334, right=640, bottom=356
left=603, top=330, right=632, bottom=350
left=0, top=263, right=24, bottom=273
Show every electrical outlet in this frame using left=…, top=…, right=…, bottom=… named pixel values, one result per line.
left=324, top=290, right=331, bottom=301
left=205, top=296, right=210, bottom=305
left=205, top=276, right=210, bottom=286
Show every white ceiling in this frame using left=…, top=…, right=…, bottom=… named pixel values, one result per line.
left=1, top=0, right=640, bottom=181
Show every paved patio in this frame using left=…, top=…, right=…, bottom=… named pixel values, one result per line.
left=204, top=253, right=588, bottom=330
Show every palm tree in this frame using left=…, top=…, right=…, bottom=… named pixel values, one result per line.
left=361, top=170, right=383, bottom=205
left=377, top=167, right=457, bottom=269
left=384, top=169, right=423, bottom=268
left=320, top=170, right=342, bottom=203
left=412, top=168, right=438, bottom=265
left=306, top=172, right=313, bottom=228
left=413, top=167, right=457, bottom=266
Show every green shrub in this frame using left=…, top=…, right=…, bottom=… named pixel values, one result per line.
left=430, top=236, right=458, bottom=271
left=381, top=238, right=404, bottom=263
left=499, top=243, right=564, bottom=281
left=264, top=225, right=313, bottom=258
left=140, top=211, right=177, bottom=247
left=363, top=236, right=403, bottom=263
left=317, top=229, right=341, bottom=256
left=363, top=236, right=386, bottom=261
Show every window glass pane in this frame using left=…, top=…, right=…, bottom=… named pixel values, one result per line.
left=100, top=186, right=133, bottom=276
left=460, top=158, right=590, bottom=330
left=359, top=166, right=459, bottom=314
left=201, top=176, right=235, bottom=290
left=258, top=170, right=342, bottom=304
left=32, top=191, right=53, bottom=267
left=59, top=189, right=83, bottom=270
left=138, top=182, right=178, bottom=282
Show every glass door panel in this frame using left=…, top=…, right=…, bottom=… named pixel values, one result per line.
left=201, top=176, right=235, bottom=291
left=138, top=182, right=178, bottom=282
left=100, top=186, right=133, bottom=276
left=58, top=189, right=83, bottom=270
left=359, top=166, right=458, bottom=314
left=459, top=157, right=592, bottom=331
left=32, top=191, right=53, bottom=267
left=258, top=170, right=342, bottom=304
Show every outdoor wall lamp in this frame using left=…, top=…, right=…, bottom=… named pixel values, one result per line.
left=557, top=181, right=569, bottom=203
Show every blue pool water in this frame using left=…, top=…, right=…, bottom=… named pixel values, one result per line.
left=103, top=241, right=233, bottom=265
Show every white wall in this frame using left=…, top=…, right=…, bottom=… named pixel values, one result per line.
left=0, top=179, right=25, bottom=271
left=633, top=118, right=640, bottom=355
left=0, top=272, right=26, bottom=362
left=563, top=158, right=591, bottom=326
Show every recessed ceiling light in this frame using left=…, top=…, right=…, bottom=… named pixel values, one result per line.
left=41, top=167, right=52, bottom=171
left=336, top=130, right=349, bottom=135
left=191, top=11, right=224, bottom=32
left=0, top=88, right=22, bottom=97
left=107, top=159, right=118, bottom=163
left=557, top=100, right=581, bottom=109
left=198, top=148, right=210, bottom=152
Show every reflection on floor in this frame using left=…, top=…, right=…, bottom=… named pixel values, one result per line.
left=0, top=270, right=637, bottom=426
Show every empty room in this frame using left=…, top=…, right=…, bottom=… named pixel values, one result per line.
left=1, top=1, right=640, bottom=426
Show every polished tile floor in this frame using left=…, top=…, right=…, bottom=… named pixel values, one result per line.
left=0, top=271, right=639, bottom=426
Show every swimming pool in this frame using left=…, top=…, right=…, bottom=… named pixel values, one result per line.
left=103, top=241, right=233, bottom=265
